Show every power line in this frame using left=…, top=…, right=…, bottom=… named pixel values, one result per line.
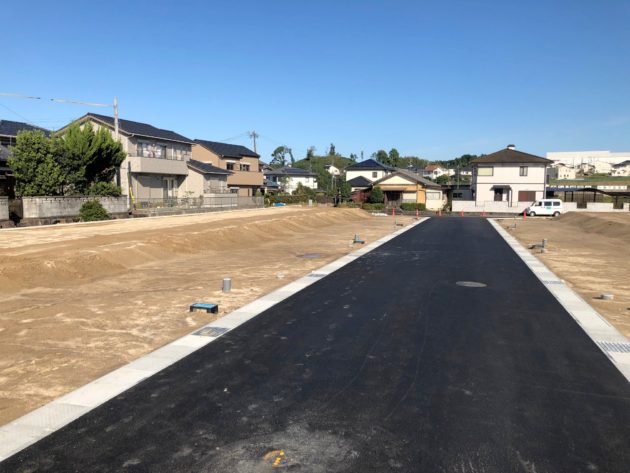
left=0, top=102, right=35, bottom=125
left=219, top=132, right=249, bottom=143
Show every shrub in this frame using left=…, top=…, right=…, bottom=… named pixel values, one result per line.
left=368, top=186, right=384, bottom=203
left=362, top=203, right=385, bottom=211
left=88, top=181, right=122, bottom=197
left=400, top=203, right=426, bottom=211
left=79, top=200, right=109, bottom=221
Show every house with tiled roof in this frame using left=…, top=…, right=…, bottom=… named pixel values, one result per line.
left=0, top=119, right=50, bottom=197
left=193, top=140, right=262, bottom=197
left=263, top=166, right=318, bottom=194
left=60, top=113, right=196, bottom=202
left=372, top=169, right=445, bottom=210
left=471, top=145, right=552, bottom=205
left=344, top=158, right=395, bottom=185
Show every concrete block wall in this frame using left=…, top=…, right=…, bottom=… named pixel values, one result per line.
left=452, top=200, right=529, bottom=214
left=22, top=197, right=128, bottom=219
left=0, top=197, right=8, bottom=221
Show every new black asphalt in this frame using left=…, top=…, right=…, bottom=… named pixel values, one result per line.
left=3, top=218, right=630, bottom=472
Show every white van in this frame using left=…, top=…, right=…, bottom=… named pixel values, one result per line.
left=526, top=199, right=563, bottom=217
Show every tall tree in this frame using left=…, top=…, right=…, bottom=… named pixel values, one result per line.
left=373, top=149, right=389, bottom=164
left=270, top=146, right=289, bottom=167
left=388, top=148, right=400, bottom=167
left=306, top=146, right=316, bottom=160
left=8, top=130, right=64, bottom=196
left=328, top=143, right=336, bottom=156
left=349, top=153, right=358, bottom=162
left=58, top=123, right=125, bottom=194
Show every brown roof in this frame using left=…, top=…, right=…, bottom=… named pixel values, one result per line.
left=472, top=148, right=552, bottom=165
left=373, top=170, right=441, bottom=189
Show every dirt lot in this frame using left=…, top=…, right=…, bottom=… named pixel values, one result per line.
left=0, top=206, right=412, bottom=425
left=499, top=212, right=630, bottom=339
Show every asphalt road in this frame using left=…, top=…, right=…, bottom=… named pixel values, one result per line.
left=3, top=218, right=630, bottom=473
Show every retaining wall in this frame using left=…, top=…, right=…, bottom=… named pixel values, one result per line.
left=22, top=197, right=128, bottom=219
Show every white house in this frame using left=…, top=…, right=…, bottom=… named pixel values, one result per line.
left=547, top=150, right=630, bottom=168
left=611, top=160, right=630, bottom=176
left=547, top=163, right=576, bottom=180
left=263, top=166, right=318, bottom=194
left=471, top=145, right=552, bottom=206
left=421, top=164, right=447, bottom=179
left=324, top=164, right=341, bottom=176
left=345, top=158, right=395, bottom=184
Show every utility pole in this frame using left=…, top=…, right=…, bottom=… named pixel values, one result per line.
left=248, top=131, right=259, bottom=153
left=113, top=96, right=119, bottom=141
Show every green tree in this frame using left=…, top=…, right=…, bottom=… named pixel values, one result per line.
left=59, top=123, right=125, bottom=194
left=328, top=143, right=336, bottom=156
left=8, top=130, right=64, bottom=196
left=388, top=148, right=400, bottom=167
left=435, top=174, right=450, bottom=185
left=373, top=149, right=389, bottom=164
left=339, top=180, right=352, bottom=199
left=349, top=153, right=358, bottom=162
left=270, top=146, right=291, bottom=168
left=368, top=186, right=384, bottom=203
left=306, top=146, right=316, bottom=160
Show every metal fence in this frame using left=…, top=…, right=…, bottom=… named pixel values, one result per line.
left=134, top=195, right=264, bottom=215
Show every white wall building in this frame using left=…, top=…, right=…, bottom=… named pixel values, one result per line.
left=344, top=158, right=394, bottom=184
left=472, top=145, right=552, bottom=206
left=547, top=150, right=630, bottom=168
left=547, top=163, right=576, bottom=180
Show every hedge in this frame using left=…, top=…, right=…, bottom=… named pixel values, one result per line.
left=400, top=203, right=426, bottom=211
left=266, top=194, right=330, bottom=205
left=362, top=203, right=385, bottom=211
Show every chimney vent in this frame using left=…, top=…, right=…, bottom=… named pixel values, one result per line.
left=507, top=144, right=516, bottom=150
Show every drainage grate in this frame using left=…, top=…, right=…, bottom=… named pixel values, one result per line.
left=308, top=273, right=326, bottom=278
left=193, top=326, right=230, bottom=337
left=596, top=341, right=630, bottom=353
left=456, top=281, right=487, bottom=288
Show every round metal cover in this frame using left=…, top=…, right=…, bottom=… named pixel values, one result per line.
left=456, top=281, right=487, bottom=288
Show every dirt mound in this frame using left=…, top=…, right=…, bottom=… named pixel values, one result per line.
left=554, top=212, right=630, bottom=240
left=0, top=208, right=371, bottom=293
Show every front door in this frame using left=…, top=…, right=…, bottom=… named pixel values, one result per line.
left=494, top=189, right=503, bottom=201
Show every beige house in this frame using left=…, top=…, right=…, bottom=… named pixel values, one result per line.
left=547, top=163, right=576, bottom=180
left=62, top=113, right=196, bottom=203
left=372, top=170, right=444, bottom=210
left=192, top=140, right=262, bottom=197
left=472, top=145, right=552, bottom=205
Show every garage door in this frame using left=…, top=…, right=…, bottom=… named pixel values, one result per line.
left=518, top=191, right=536, bottom=202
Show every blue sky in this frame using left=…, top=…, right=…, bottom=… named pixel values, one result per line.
left=2, top=0, right=629, bottom=161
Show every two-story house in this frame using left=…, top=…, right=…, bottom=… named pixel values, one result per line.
left=62, top=113, right=198, bottom=202
left=472, top=145, right=552, bottom=205
left=192, top=140, right=263, bottom=197
left=263, top=166, right=318, bottom=194
left=344, top=158, right=395, bottom=191
left=0, top=119, right=50, bottom=197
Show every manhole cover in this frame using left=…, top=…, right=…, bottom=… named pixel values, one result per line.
left=299, top=253, right=321, bottom=259
left=193, top=326, right=229, bottom=337
left=456, top=281, right=487, bottom=288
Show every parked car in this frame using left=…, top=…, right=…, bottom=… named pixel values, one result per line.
left=526, top=199, right=563, bottom=217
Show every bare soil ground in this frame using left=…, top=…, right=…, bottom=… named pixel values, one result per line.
left=500, top=212, right=630, bottom=339
left=0, top=207, right=412, bottom=425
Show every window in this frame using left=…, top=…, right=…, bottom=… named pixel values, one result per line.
left=477, top=167, right=493, bottom=176
left=241, top=164, right=250, bottom=172
left=372, top=171, right=378, bottom=178
left=138, top=142, right=166, bottom=159
left=553, top=201, right=561, bottom=207
left=453, top=192, right=463, bottom=199
left=226, top=163, right=235, bottom=171
left=519, top=166, right=528, bottom=176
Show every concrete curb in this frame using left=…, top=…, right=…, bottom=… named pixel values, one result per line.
left=0, top=217, right=429, bottom=461
left=489, top=219, right=630, bottom=383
